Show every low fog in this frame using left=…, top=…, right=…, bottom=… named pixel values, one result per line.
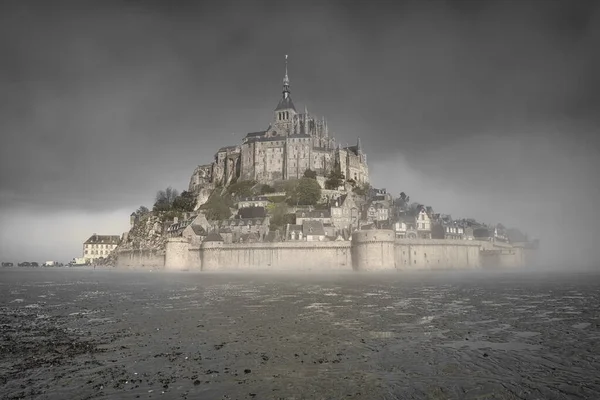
left=0, top=0, right=598, bottom=266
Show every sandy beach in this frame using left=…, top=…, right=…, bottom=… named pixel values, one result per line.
left=1, top=268, right=598, bottom=400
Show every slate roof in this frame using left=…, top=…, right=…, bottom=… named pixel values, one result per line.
left=245, top=131, right=266, bottom=138
left=302, top=221, right=325, bottom=236
left=221, top=217, right=267, bottom=227
left=296, top=210, right=331, bottom=219
left=287, top=224, right=302, bottom=232
left=344, top=145, right=359, bottom=155
left=84, top=235, right=120, bottom=245
left=190, top=225, right=206, bottom=236
left=275, top=96, right=296, bottom=111
left=217, top=145, right=239, bottom=153
left=238, top=207, right=267, bottom=219
left=204, top=231, right=224, bottom=242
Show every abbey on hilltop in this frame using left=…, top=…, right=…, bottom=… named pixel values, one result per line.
left=188, top=55, right=369, bottom=199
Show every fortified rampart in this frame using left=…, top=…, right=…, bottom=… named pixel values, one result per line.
left=116, top=249, right=165, bottom=269
left=116, top=229, right=534, bottom=271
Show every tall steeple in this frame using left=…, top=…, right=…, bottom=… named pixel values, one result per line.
left=275, top=54, right=296, bottom=113
left=283, top=54, right=290, bottom=99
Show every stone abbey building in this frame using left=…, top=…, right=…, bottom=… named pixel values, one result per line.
left=189, top=57, right=369, bottom=196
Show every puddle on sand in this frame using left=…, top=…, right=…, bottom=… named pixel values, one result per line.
left=572, top=322, right=591, bottom=329
left=442, top=340, right=542, bottom=351
left=305, top=303, right=330, bottom=309
left=512, top=331, right=541, bottom=338
left=369, top=331, right=395, bottom=339
left=463, top=319, right=498, bottom=326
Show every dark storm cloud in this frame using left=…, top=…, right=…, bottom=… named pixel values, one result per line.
left=0, top=0, right=599, bottom=216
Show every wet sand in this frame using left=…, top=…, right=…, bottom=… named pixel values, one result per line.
left=1, top=268, right=599, bottom=400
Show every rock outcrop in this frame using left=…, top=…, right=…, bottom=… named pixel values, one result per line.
left=105, top=212, right=169, bottom=266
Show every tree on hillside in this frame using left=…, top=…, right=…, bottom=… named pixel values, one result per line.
left=407, top=202, right=423, bottom=217
left=324, top=166, right=344, bottom=190
left=226, top=180, right=257, bottom=199
left=260, top=184, right=276, bottom=194
left=172, top=190, right=197, bottom=212
left=154, top=187, right=179, bottom=212
left=200, top=192, right=232, bottom=221
left=431, top=224, right=445, bottom=239
left=352, top=182, right=372, bottom=196
left=286, top=178, right=321, bottom=206
left=507, top=228, right=528, bottom=243
left=394, top=192, right=410, bottom=210
left=268, top=202, right=295, bottom=231
left=134, top=205, right=150, bottom=216
left=303, top=169, right=317, bottom=179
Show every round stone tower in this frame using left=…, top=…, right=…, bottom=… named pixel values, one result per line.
left=165, top=237, right=190, bottom=271
left=351, top=229, right=396, bottom=271
left=200, top=231, right=224, bottom=271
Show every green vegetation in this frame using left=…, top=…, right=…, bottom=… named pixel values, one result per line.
left=153, top=186, right=180, bottom=212
left=285, top=178, right=321, bottom=206
left=134, top=205, right=150, bottom=216
left=303, top=169, right=317, bottom=179
left=226, top=180, right=257, bottom=199
left=268, top=202, right=295, bottom=231
left=324, top=167, right=344, bottom=190
left=260, top=184, right=276, bottom=194
left=268, top=195, right=287, bottom=203
left=352, top=182, right=371, bottom=196
left=200, top=191, right=232, bottom=221
left=199, top=179, right=260, bottom=221
left=172, top=191, right=197, bottom=212
left=150, top=187, right=198, bottom=222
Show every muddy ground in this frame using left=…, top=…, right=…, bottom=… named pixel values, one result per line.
left=0, top=268, right=599, bottom=400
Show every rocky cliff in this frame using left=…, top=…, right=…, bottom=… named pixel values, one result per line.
left=103, top=212, right=168, bottom=266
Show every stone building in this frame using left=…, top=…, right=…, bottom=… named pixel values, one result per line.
left=83, top=234, right=120, bottom=263
left=187, top=56, right=369, bottom=207
left=330, top=193, right=360, bottom=231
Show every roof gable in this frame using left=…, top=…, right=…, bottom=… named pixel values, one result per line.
left=275, top=96, right=296, bottom=111
left=84, top=235, right=120, bottom=244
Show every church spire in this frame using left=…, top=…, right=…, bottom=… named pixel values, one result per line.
left=283, top=54, right=290, bottom=99
left=274, top=54, right=296, bottom=113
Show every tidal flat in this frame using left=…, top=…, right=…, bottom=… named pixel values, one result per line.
left=1, top=268, right=599, bottom=400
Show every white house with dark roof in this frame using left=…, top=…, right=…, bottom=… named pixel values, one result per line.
left=303, top=220, right=326, bottom=241
left=83, top=234, right=120, bottom=263
left=285, top=221, right=326, bottom=242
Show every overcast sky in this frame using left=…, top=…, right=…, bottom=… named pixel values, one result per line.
left=1, top=0, right=599, bottom=266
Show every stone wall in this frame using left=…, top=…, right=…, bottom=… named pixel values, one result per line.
left=121, top=229, right=534, bottom=271
left=394, top=239, right=482, bottom=270
left=199, top=241, right=352, bottom=272
left=116, top=249, right=165, bottom=269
